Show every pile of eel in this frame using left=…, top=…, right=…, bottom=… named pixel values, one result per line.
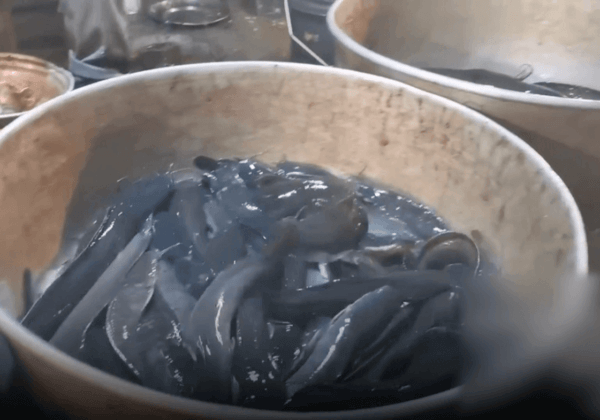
left=20, top=156, right=480, bottom=411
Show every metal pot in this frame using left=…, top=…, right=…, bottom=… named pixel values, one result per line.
left=0, top=62, right=587, bottom=418
left=0, top=53, right=74, bottom=129
left=326, top=0, right=600, bottom=270
left=327, top=0, right=600, bottom=161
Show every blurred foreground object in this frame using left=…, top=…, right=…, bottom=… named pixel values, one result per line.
left=458, top=270, right=600, bottom=418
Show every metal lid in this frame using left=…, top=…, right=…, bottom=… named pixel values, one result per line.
left=288, top=0, right=335, bottom=17
left=148, top=0, right=230, bottom=27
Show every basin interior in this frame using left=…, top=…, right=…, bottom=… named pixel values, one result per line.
left=0, top=63, right=585, bottom=418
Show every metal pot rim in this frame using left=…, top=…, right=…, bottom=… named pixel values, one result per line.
left=0, top=53, right=75, bottom=122
left=0, top=61, right=588, bottom=418
left=326, top=0, right=600, bottom=110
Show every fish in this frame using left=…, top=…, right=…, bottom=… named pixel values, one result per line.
left=236, top=159, right=275, bottom=186
left=301, top=243, right=419, bottom=276
left=169, top=182, right=211, bottom=256
left=424, top=68, right=564, bottom=97
left=67, top=206, right=118, bottom=262
left=354, top=244, right=417, bottom=268
left=247, top=174, right=308, bottom=221
left=167, top=167, right=206, bottom=186
left=49, top=215, right=155, bottom=356
left=33, top=205, right=110, bottom=299
left=282, top=255, right=308, bottom=290
left=239, top=224, right=268, bottom=255
left=283, top=328, right=461, bottom=411
left=267, top=321, right=304, bottom=382
left=533, top=82, right=600, bottom=100
left=363, top=207, right=419, bottom=243
left=282, top=370, right=455, bottom=412
left=285, top=316, right=331, bottom=380
left=361, top=290, right=462, bottom=383
left=172, top=258, right=213, bottom=300
left=31, top=210, right=111, bottom=301
left=22, top=174, right=173, bottom=340
left=277, top=195, right=368, bottom=254
left=417, top=232, right=480, bottom=276
left=203, top=199, right=235, bottom=237
left=342, top=302, right=415, bottom=382
left=232, top=296, right=284, bottom=408
left=149, top=212, right=195, bottom=262
left=121, top=290, right=199, bottom=396
left=182, top=251, right=287, bottom=403
left=46, top=203, right=118, bottom=286
left=21, top=207, right=113, bottom=338
left=264, top=270, right=453, bottom=325
left=155, top=260, right=197, bottom=325
left=326, top=258, right=371, bottom=280
left=203, top=224, right=248, bottom=274
left=200, top=158, right=247, bottom=195
left=215, top=180, right=266, bottom=225
left=277, top=161, right=341, bottom=179
left=355, top=182, right=447, bottom=241
left=193, top=155, right=220, bottom=172
left=379, top=326, right=462, bottom=393
left=285, top=285, right=404, bottom=400
left=249, top=167, right=355, bottom=223
left=105, top=248, right=172, bottom=378
left=233, top=319, right=304, bottom=409
left=24, top=156, right=472, bottom=410
left=75, top=305, right=140, bottom=385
